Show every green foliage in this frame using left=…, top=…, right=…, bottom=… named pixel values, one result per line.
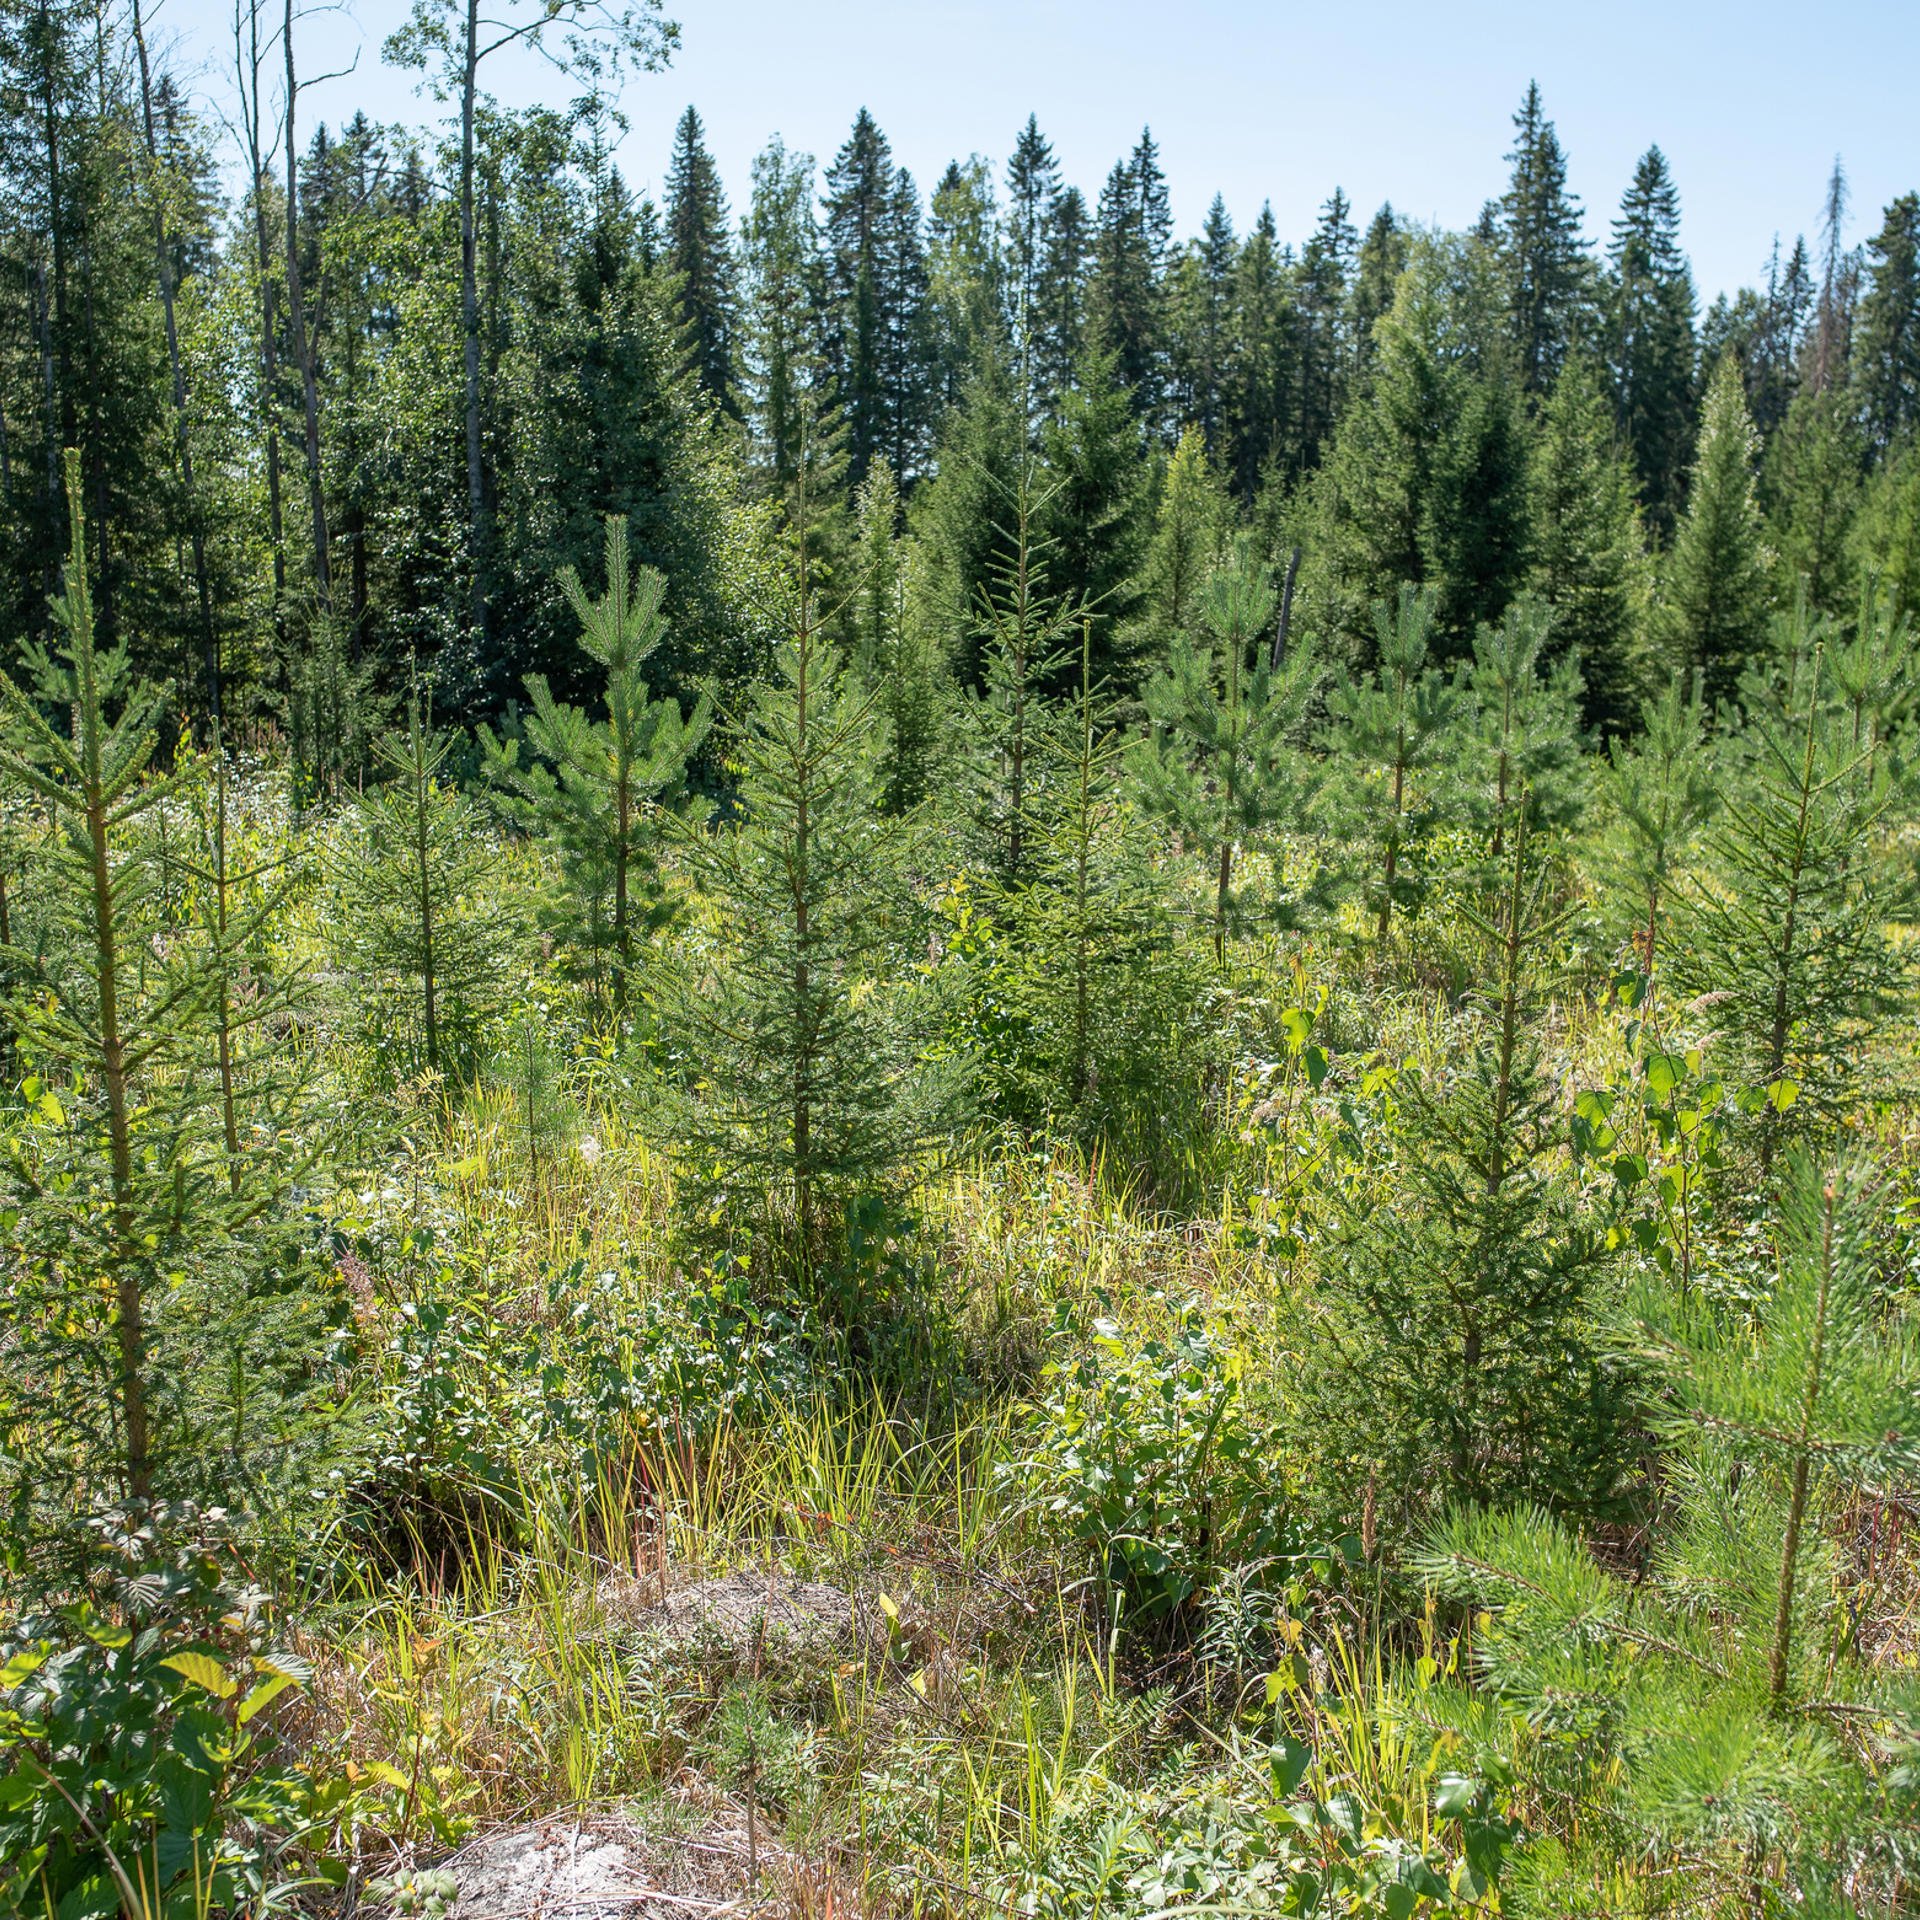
left=1672, top=609, right=1912, bottom=1160
left=331, top=678, right=525, bottom=1085
left=1135, top=537, right=1324, bottom=961
left=483, top=515, right=711, bottom=1022
left=1011, top=1301, right=1292, bottom=1633
left=1322, top=585, right=1462, bottom=942
left=0, top=1507, right=368, bottom=1918
left=1422, top=1155, right=1920, bottom=1913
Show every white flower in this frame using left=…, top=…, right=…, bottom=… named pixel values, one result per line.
left=578, top=1135, right=602, bottom=1166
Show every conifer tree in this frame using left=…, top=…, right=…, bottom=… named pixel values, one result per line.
left=1134, top=538, right=1322, bottom=962
left=851, top=456, right=942, bottom=813
left=1034, top=184, right=1093, bottom=401
left=1661, top=353, right=1771, bottom=703
left=1423, top=1155, right=1920, bottom=1913
left=1304, top=800, right=1624, bottom=1537
left=676, top=444, right=919, bottom=1258
left=1295, top=189, right=1357, bottom=461
left=0, top=457, right=328, bottom=1521
left=482, top=516, right=711, bottom=1024
left=1322, top=584, right=1462, bottom=942
left=970, top=461, right=1079, bottom=875
left=1673, top=611, right=1910, bottom=1163
left=1498, top=82, right=1590, bottom=393
left=1850, top=435, right=1920, bottom=624
left=741, top=137, right=822, bottom=497
left=334, top=674, right=519, bottom=1083
left=1465, top=598, right=1585, bottom=847
left=1606, top=146, right=1696, bottom=538
left=1853, top=191, right=1920, bottom=455
left=1764, top=387, right=1865, bottom=616
left=1091, top=130, right=1173, bottom=422
left=1596, top=672, right=1715, bottom=997
left=1131, top=425, right=1230, bottom=649
left=1527, top=355, right=1649, bottom=734
left=1005, top=115, right=1061, bottom=409
left=664, top=105, right=740, bottom=416
left=1224, top=204, right=1296, bottom=496
left=926, top=157, right=1003, bottom=413
left=1347, top=201, right=1409, bottom=377
left=1169, top=196, right=1237, bottom=450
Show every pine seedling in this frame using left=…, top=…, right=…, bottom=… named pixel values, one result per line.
left=968, top=460, right=1080, bottom=878
left=1672, top=607, right=1912, bottom=1166
left=484, top=515, right=711, bottom=1025
left=1422, top=1154, right=1920, bottom=1912
left=1322, top=584, right=1461, bottom=944
left=1596, top=671, right=1715, bottom=1008
left=1464, top=596, right=1584, bottom=852
left=333, top=668, right=520, bottom=1085
left=1134, top=536, right=1323, bottom=966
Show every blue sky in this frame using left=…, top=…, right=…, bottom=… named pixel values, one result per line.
left=152, top=0, right=1918, bottom=303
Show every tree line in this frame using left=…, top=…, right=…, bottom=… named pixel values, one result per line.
left=1, top=0, right=1917, bottom=756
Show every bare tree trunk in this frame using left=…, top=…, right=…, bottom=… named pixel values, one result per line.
left=459, top=0, right=487, bottom=649
left=282, top=0, right=331, bottom=613
left=130, top=0, right=221, bottom=723
left=236, top=0, right=287, bottom=630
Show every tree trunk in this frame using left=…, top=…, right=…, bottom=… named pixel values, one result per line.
left=282, top=0, right=331, bottom=613
left=460, top=0, right=487, bottom=648
left=130, top=0, right=220, bottom=724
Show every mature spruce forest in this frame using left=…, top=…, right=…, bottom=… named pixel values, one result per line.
left=2, top=0, right=1920, bottom=1913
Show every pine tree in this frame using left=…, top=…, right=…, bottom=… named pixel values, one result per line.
left=1134, top=537, right=1322, bottom=962
left=1465, top=598, right=1585, bottom=847
left=1528, top=353, right=1650, bottom=733
left=1499, top=82, right=1590, bottom=394
left=664, top=106, right=739, bottom=416
left=1596, top=672, right=1715, bottom=996
left=1661, top=353, right=1771, bottom=702
left=1673, top=610, right=1910, bottom=1163
left=1606, top=146, right=1696, bottom=538
left=482, top=516, right=711, bottom=1025
left=1322, top=584, right=1462, bottom=942
left=1853, top=191, right=1920, bottom=455
left=1423, top=1154, right=1920, bottom=1914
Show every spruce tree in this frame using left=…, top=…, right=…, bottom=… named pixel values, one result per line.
left=1133, top=538, right=1322, bottom=963
left=1423, top=1155, right=1920, bottom=1913
left=1224, top=204, right=1297, bottom=496
left=664, top=105, right=739, bottom=416
left=851, top=456, right=942, bottom=813
left=0, top=457, right=331, bottom=1525
left=1606, top=146, right=1697, bottom=537
left=1034, top=185, right=1093, bottom=402
left=1005, top=115, right=1061, bottom=410
left=1765, top=387, right=1866, bottom=616
left=1295, top=189, right=1357, bottom=462
left=482, top=516, right=712, bottom=1025
left=1528, top=354, right=1650, bottom=733
left=675, top=448, right=920, bottom=1259
left=1090, top=130, right=1172, bottom=421
left=1130, top=425, right=1231, bottom=650
left=1347, top=201, right=1409, bottom=378
left=1661, top=353, right=1771, bottom=703
left=333, top=674, right=520, bottom=1084
left=1853, top=191, right=1920, bottom=455
left=741, top=138, right=822, bottom=497
left=1498, top=82, right=1590, bottom=393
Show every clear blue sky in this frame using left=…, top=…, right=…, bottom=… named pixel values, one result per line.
left=152, top=0, right=1918, bottom=304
